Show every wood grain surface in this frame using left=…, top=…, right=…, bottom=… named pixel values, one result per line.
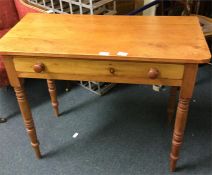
left=0, top=14, right=210, bottom=63
left=13, top=56, right=184, bottom=86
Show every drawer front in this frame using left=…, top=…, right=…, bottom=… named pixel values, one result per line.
left=13, top=57, right=184, bottom=85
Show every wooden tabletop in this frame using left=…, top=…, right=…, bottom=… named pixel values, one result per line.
left=0, top=13, right=210, bottom=63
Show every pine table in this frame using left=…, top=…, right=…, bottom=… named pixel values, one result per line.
left=0, top=13, right=211, bottom=172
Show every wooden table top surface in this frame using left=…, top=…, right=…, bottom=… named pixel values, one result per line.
left=0, top=13, right=211, bottom=63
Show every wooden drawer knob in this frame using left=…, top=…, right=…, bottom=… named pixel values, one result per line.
left=109, top=68, right=115, bottom=74
left=33, top=63, right=45, bottom=73
left=148, top=68, right=160, bottom=79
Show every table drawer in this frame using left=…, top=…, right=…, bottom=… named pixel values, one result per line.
left=13, top=57, right=184, bottom=85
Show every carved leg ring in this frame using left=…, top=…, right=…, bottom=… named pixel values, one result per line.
left=14, top=87, right=41, bottom=158
left=47, top=80, right=59, bottom=116
left=167, top=86, right=178, bottom=123
left=170, top=98, right=190, bottom=171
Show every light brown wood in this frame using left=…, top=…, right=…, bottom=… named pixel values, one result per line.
left=47, top=79, right=59, bottom=117
left=0, top=14, right=210, bottom=63
left=147, top=67, right=160, bottom=79
left=17, top=72, right=183, bottom=86
left=3, top=56, right=21, bottom=87
left=170, top=64, right=198, bottom=172
left=13, top=57, right=184, bottom=85
left=14, top=85, right=41, bottom=159
left=13, top=57, right=185, bottom=78
left=33, top=63, right=45, bottom=73
left=3, top=56, right=41, bottom=158
left=0, top=14, right=211, bottom=172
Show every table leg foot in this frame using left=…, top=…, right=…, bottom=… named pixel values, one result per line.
left=14, top=86, right=42, bottom=158
left=32, top=142, right=42, bottom=159
left=170, top=153, right=178, bottom=172
left=47, top=80, right=59, bottom=117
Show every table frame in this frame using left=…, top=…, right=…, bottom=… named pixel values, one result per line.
left=3, top=55, right=198, bottom=172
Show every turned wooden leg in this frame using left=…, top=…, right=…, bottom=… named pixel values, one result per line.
left=14, top=86, right=41, bottom=158
left=167, top=86, right=178, bottom=123
left=170, top=64, right=198, bottom=172
left=170, top=98, right=190, bottom=171
left=47, top=80, right=59, bottom=116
